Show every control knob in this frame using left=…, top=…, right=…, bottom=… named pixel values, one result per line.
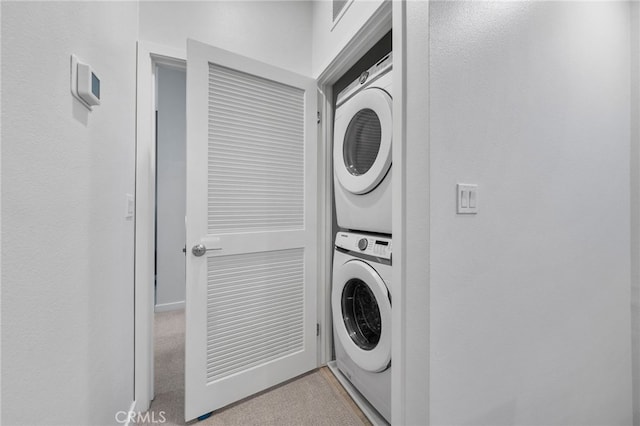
left=358, top=238, right=368, bottom=251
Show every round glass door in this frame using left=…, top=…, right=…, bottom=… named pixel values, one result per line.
left=333, top=88, right=392, bottom=195
left=341, top=278, right=382, bottom=351
left=343, top=109, right=382, bottom=177
left=332, top=259, right=391, bottom=372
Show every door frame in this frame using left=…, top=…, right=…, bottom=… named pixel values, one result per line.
left=134, top=41, right=186, bottom=412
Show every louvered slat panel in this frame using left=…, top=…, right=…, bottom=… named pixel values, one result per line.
left=208, top=64, right=305, bottom=234
left=206, top=249, right=304, bottom=383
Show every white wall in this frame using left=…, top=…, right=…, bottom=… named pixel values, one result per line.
left=631, top=3, right=640, bottom=424
left=139, top=1, right=312, bottom=76
left=2, top=2, right=138, bottom=425
left=156, top=66, right=186, bottom=311
left=311, top=0, right=385, bottom=77
left=427, top=2, right=632, bottom=424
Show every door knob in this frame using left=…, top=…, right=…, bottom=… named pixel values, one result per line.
left=191, top=244, right=221, bottom=257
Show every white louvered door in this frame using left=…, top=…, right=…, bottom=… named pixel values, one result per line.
left=184, top=40, right=318, bottom=421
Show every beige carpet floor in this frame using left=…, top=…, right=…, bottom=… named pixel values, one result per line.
left=141, top=310, right=370, bottom=426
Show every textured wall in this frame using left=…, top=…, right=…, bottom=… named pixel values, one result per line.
left=1, top=2, right=138, bottom=424
left=139, top=1, right=313, bottom=76
left=311, top=0, right=386, bottom=77
left=631, top=3, right=640, bottom=424
left=428, top=2, right=632, bottom=424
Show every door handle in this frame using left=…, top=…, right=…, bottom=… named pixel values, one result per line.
left=191, top=244, right=222, bottom=257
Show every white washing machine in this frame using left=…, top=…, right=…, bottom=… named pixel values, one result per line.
left=334, top=53, right=393, bottom=235
left=332, top=231, right=392, bottom=422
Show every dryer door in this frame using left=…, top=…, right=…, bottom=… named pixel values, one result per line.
left=333, top=88, right=392, bottom=195
left=332, top=259, right=391, bottom=372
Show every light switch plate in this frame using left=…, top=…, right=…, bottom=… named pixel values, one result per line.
left=457, top=184, right=478, bottom=214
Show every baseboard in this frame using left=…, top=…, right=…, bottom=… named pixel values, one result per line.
left=154, top=301, right=185, bottom=312
left=327, top=360, right=389, bottom=426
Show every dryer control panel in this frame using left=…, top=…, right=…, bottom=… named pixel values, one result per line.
left=336, top=52, right=393, bottom=108
left=335, top=231, right=392, bottom=261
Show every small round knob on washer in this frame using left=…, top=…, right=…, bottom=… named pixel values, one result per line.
left=358, top=238, right=368, bottom=251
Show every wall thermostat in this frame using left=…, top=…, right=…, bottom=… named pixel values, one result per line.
left=70, top=54, right=101, bottom=110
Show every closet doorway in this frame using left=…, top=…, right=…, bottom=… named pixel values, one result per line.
left=151, top=63, right=187, bottom=423
left=155, top=64, right=187, bottom=313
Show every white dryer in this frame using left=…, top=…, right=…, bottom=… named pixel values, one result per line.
left=334, top=53, right=393, bottom=235
left=332, top=231, right=392, bottom=422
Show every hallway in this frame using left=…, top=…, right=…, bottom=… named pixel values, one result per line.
left=3, top=1, right=638, bottom=424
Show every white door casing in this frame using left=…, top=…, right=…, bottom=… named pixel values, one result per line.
left=185, top=39, right=318, bottom=421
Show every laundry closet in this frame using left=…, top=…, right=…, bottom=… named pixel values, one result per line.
left=327, top=31, right=393, bottom=424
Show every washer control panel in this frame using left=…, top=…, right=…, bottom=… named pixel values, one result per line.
left=336, top=232, right=392, bottom=260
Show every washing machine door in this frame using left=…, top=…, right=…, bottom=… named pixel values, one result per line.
left=332, top=259, right=391, bottom=372
left=334, top=88, right=392, bottom=195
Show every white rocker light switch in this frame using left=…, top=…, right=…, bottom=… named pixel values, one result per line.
left=457, top=184, right=478, bottom=214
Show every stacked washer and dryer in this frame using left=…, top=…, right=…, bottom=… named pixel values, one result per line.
left=331, top=52, right=393, bottom=423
